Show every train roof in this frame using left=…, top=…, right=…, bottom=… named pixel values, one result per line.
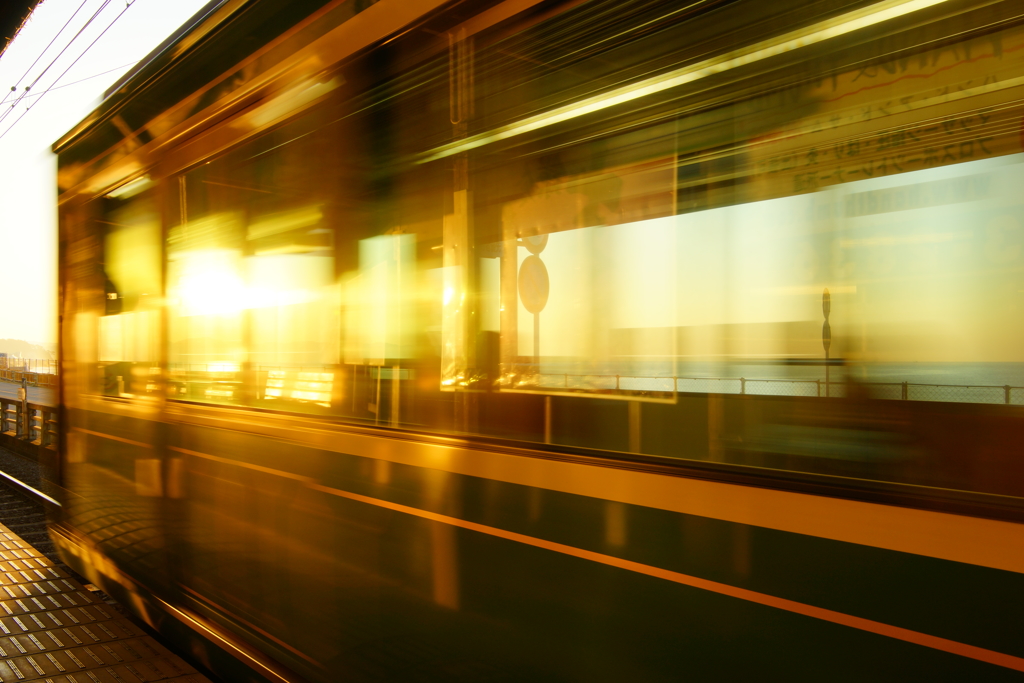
left=52, top=0, right=341, bottom=180
left=51, top=0, right=548, bottom=197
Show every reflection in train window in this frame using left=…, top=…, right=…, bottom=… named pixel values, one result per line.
left=165, top=114, right=344, bottom=410
left=65, top=0, right=1024, bottom=501
left=97, top=179, right=160, bottom=398
left=164, top=0, right=1024, bottom=443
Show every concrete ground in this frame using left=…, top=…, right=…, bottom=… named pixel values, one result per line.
left=0, top=380, right=54, bottom=406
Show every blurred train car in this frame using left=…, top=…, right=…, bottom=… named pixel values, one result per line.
left=52, top=0, right=1024, bottom=680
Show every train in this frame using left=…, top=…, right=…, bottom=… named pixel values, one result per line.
left=50, top=0, right=1024, bottom=680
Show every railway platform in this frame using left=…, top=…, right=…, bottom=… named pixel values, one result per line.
left=0, top=447, right=213, bottom=683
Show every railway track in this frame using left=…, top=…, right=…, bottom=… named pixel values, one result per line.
left=0, top=446, right=60, bottom=567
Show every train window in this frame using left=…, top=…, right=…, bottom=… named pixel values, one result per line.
left=426, top=0, right=1024, bottom=491
left=96, top=181, right=161, bottom=399
left=455, top=0, right=1024, bottom=410
left=165, top=111, right=345, bottom=410
left=95, top=0, right=1024, bottom=500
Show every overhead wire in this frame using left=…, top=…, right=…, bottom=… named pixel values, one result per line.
left=17, top=61, right=137, bottom=101
left=23, top=0, right=114, bottom=92
left=0, top=0, right=136, bottom=142
left=0, top=0, right=114, bottom=128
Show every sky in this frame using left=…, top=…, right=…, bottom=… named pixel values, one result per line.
left=0, top=0, right=212, bottom=346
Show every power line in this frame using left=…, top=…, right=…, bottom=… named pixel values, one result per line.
left=0, top=0, right=91, bottom=111
left=0, top=0, right=114, bottom=128
left=25, top=0, right=113, bottom=92
left=0, top=0, right=133, bottom=141
left=17, top=61, right=137, bottom=101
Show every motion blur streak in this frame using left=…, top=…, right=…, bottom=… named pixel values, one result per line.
left=418, top=0, right=953, bottom=163
left=51, top=0, right=1024, bottom=680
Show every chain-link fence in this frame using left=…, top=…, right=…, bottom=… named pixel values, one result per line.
left=512, top=371, right=1024, bottom=407
left=744, top=379, right=820, bottom=397
left=618, top=376, right=676, bottom=392
left=675, top=377, right=743, bottom=394
left=905, top=383, right=1009, bottom=404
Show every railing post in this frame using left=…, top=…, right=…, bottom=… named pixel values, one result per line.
left=816, top=379, right=820, bottom=397
left=901, top=381, right=908, bottom=400
left=616, top=375, right=620, bottom=391
left=47, top=408, right=58, bottom=448
left=18, top=378, right=27, bottom=439
left=29, top=406, right=39, bottom=444
left=740, top=377, right=746, bottom=395
left=1005, top=385, right=1011, bottom=405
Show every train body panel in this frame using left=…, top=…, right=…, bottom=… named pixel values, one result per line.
left=53, top=402, right=1024, bottom=681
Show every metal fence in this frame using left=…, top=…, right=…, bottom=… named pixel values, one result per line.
left=905, top=383, right=1008, bottom=404
left=673, top=377, right=744, bottom=395
left=0, top=370, right=57, bottom=387
left=518, top=371, right=1024, bottom=406
left=0, top=358, right=56, bottom=374
left=0, top=358, right=58, bottom=387
left=165, top=361, right=1024, bottom=407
